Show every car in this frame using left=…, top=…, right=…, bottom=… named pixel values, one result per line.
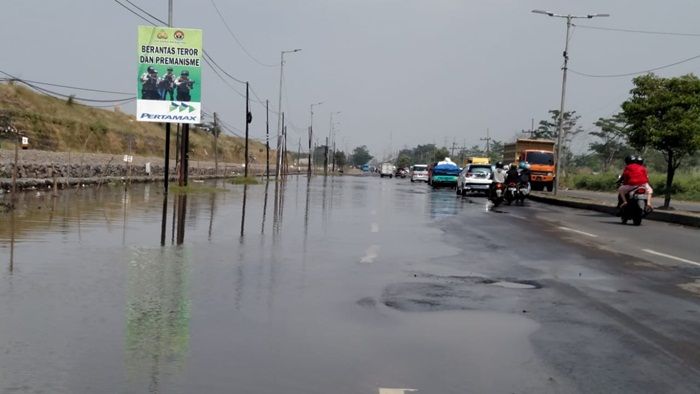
left=457, top=164, right=493, bottom=196
left=410, top=164, right=428, bottom=182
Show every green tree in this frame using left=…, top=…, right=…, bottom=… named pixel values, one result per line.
left=396, top=154, right=411, bottom=169
left=621, top=73, right=700, bottom=208
left=590, top=114, right=631, bottom=172
left=334, top=151, right=347, bottom=169
left=535, top=109, right=584, bottom=177
left=432, top=147, right=450, bottom=162
left=350, top=145, right=373, bottom=166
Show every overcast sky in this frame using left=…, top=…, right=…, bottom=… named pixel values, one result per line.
left=4, top=0, right=700, bottom=159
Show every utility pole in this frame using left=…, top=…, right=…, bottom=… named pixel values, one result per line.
left=276, top=49, right=301, bottom=180
left=323, top=136, right=329, bottom=176
left=481, top=128, right=491, bottom=158
left=532, top=9, right=609, bottom=194
left=163, top=0, right=174, bottom=194
left=244, top=82, right=250, bottom=178
left=450, top=140, right=457, bottom=157
left=297, top=137, right=301, bottom=174
left=266, top=100, right=270, bottom=180
left=309, top=102, right=322, bottom=176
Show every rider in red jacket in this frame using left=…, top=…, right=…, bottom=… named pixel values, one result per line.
left=618, top=156, right=653, bottom=209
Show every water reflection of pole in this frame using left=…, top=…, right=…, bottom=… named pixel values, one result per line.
left=9, top=210, right=16, bottom=273
left=261, top=181, right=269, bottom=234
left=160, top=194, right=168, bottom=246
left=208, top=192, right=216, bottom=241
left=240, top=184, right=248, bottom=238
left=122, top=189, right=129, bottom=246
left=171, top=192, right=177, bottom=245
left=176, top=194, right=187, bottom=245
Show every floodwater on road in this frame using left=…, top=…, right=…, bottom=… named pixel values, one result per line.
left=1, top=176, right=699, bottom=393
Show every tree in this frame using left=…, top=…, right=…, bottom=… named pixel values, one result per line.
left=621, top=73, right=700, bottom=208
left=396, top=154, right=411, bottom=169
left=350, top=145, right=373, bottom=166
left=589, top=114, right=631, bottom=172
left=334, top=151, right=347, bottom=169
left=431, top=147, right=450, bottom=162
left=535, top=109, right=584, bottom=178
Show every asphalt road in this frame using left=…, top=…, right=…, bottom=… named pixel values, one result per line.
left=0, top=176, right=699, bottom=393
left=558, top=189, right=700, bottom=213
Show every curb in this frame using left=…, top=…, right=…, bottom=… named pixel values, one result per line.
left=528, top=193, right=700, bottom=229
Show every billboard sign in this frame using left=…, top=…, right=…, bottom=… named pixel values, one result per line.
left=137, top=26, right=202, bottom=124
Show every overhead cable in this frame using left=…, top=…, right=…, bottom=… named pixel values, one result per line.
left=209, top=0, right=277, bottom=67
left=574, top=23, right=700, bottom=38
left=570, top=52, right=700, bottom=78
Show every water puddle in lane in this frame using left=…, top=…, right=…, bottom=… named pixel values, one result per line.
left=486, top=280, right=539, bottom=289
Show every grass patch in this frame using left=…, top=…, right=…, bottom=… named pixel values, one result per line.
left=566, top=171, right=700, bottom=201
left=169, top=184, right=226, bottom=194
left=228, top=176, right=260, bottom=185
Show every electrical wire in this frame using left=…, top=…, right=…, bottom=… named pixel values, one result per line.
left=113, top=0, right=158, bottom=25
left=124, top=0, right=167, bottom=25
left=0, top=72, right=132, bottom=95
left=574, top=23, right=700, bottom=38
left=570, top=52, right=700, bottom=78
left=209, top=0, right=277, bottom=68
left=2, top=71, right=137, bottom=103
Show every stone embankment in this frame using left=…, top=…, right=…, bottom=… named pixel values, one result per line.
left=0, top=149, right=254, bottom=190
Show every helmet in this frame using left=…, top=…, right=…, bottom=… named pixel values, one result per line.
left=167, top=67, right=173, bottom=72
left=181, top=70, right=189, bottom=76
left=147, top=66, right=155, bottom=73
left=495, top=161, right=503, bottom=169
left=510, top=163, right=517, bottom=170
left=624, top=155, right=634, bottom=165
left=634, top=156, right=644, bottom=165
left=518, top=161, right=529, bottom=170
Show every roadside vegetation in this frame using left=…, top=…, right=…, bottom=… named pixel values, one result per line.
left=0, top=83, right=271, bottom=164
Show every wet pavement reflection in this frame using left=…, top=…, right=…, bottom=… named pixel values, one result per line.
left=0, top=176, right=577, bottom=393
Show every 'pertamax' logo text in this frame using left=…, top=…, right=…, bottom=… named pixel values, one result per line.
left=140, top=113, right=198, bottom=121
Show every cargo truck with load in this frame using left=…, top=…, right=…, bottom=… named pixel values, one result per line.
left=503, top=139, right=556, bottom=191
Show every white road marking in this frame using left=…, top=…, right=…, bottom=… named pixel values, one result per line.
left=379, top=389, right=418, bottom=394
left=371, top=223, right=380, bottom=233
left=360, top=245, right=380, bottom=263
left=643, top=249, right=700, bottom=267
left=511, top=214, right=527, bottom=220
left=558, top=226, right=598, bottom=238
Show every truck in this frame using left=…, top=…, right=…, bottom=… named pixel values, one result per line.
left=379, top=162, right=396, bottom=178
left=503, top=138, right=556, bottom=191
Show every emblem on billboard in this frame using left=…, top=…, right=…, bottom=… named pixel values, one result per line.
left=157, top=30, right=168, bottom=39
left=174, top=30, right=185, bottom=40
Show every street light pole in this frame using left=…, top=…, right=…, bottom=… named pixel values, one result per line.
left=327, top=111, right=340, bottom=174
left=309, top=101, right=323, bottom=176
left=531, top=9, right=609, bottom=195
left=276, top=48, right=301, bottom=180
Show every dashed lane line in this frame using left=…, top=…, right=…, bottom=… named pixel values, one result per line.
left=379, top=389, right=418, bottom=394
left=558, top=226, right=598, bottom=238
left=643, top=249, right=700, bottom=267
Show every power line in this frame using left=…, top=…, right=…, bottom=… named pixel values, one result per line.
left=123, top=0, right=167, bottom=25
left=0, top=74, right=132, bottom=95
left=570, top=52, right=700, bottom=78
left=209, top=0, right=277, bottom=68
left=1, top=71, right=137, bottom=103
left=113, top=0, right=157, bottom=25
left=574, top=23, right=700, bottom=38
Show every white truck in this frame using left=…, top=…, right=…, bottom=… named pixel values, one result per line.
left=379, top=162, right=396, bottom=178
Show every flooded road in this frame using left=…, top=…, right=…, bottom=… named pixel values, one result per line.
left=1, top=176, right=700, bottom=393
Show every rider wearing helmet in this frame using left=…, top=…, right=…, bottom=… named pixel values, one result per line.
left=518, top=161, right=532, bottom=195
left=492, top=161, right=506, bottom=183
left=505, top=163, right=520, bottom=184
left=618, top=154, right=653, bottom=209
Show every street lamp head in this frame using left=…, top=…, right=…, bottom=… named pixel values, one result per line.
left=532, top=9, right=554, bottom=16
left=293, top=49, right=302, bottom=53
left=587, top=13, right=610, bottom=18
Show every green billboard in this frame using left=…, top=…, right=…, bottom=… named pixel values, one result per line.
left=137, top=26, right=202, bottom=123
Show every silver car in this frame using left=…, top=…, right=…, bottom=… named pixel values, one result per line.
left=456, top=164, right=493, bottom=196
left=410, top=164, right=429, bottom=182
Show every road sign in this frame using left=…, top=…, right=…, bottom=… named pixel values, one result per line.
left=123, top=155, right=133, bottom=163
left=136, top=26, right=202, bottom=124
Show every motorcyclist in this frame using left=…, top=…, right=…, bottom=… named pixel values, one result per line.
left=518, top=161, right=532, bottom=195
left=489, top=161, right=506, bottom=200
left=158, top=67, right=175, bottom=100
left=618, top=155, right=653, bottom=210
left=505, top=163, right=520, bottom=185
left=140, top=66, right=160, bottom=100
left=175, top=70, right=194, bottom=102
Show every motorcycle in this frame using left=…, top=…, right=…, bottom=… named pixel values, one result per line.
left=489, top=182, right=505, bottom=207
left=618, top=186, right=650, bottom=226
left=504, top=182, right=523, bottom=205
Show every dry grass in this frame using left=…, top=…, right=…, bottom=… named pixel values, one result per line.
left=0, top=83, right=273, bottom=163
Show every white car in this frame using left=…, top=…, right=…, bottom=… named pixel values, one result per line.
left=457, top=164, right=493, bottom=195
left=410, top=164, right=428, bottom=182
